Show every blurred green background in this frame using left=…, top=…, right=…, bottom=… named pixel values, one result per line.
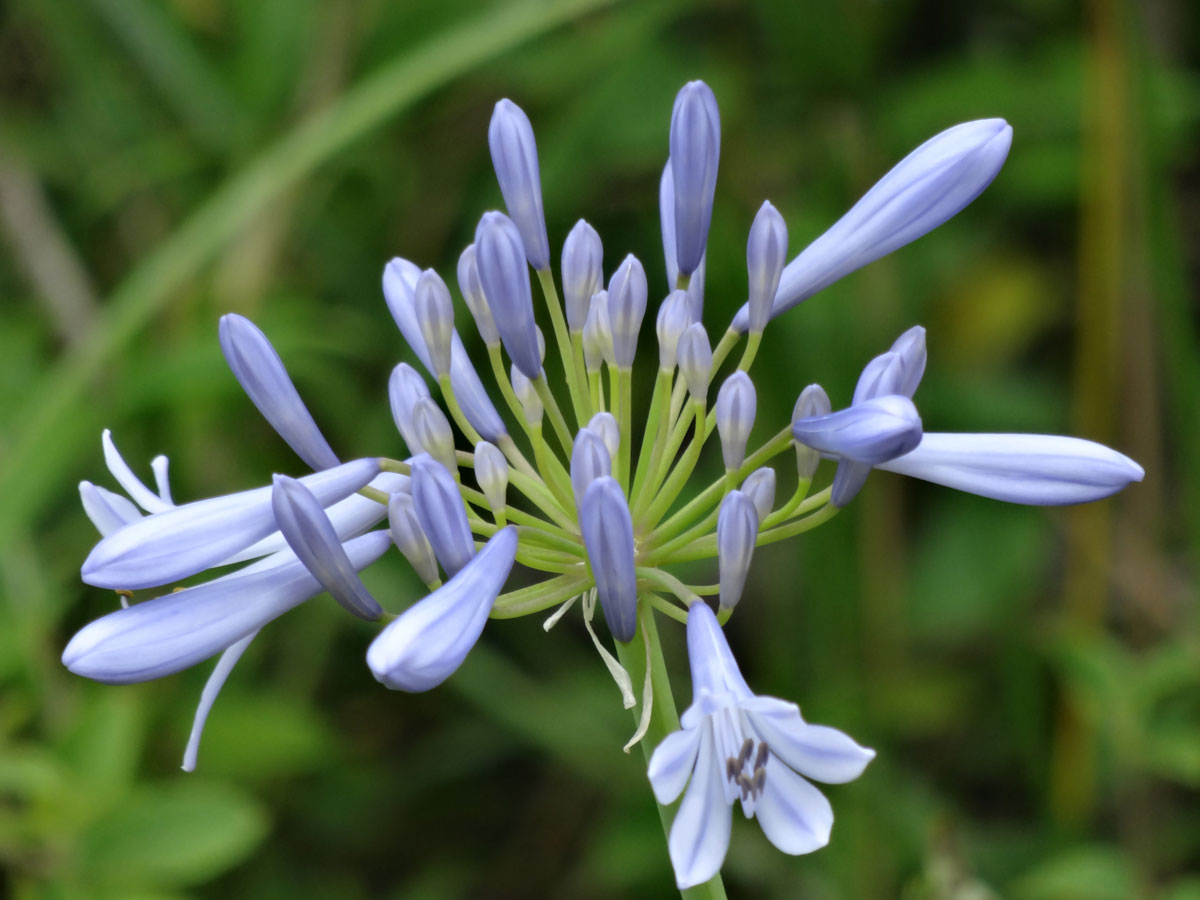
left=0, top=0, right=1196, bottom=897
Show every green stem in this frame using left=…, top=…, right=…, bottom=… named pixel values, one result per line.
left=536, top=268, right=590, bottom=426
left=615, top=602, right=729, bottom=900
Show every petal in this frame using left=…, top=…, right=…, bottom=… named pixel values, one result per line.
left=876, top=432, right=1145, bottom=505
left=102, top=430, right=172, bottom=514
left=79, top=482, right=142, bottom=537
left=66, top=531, right=392, bottom=683
left=648, top=726, right=703, bottom=805
left=685, top=602, right=754, bottom=703
left=791, top=395, right=922, bottom=466
left=181, top=628, right=258, bottom=772
left=366, top=526, right=517, bottom=692
left=753, top=757, right=834, bottom=855
left=81, top=459, right=380, bottom=589
left=743, top=698, right=875, bottom=784
left=668, top=725, right=732, bottom=890
left=578, top=477, right=637, bottom=642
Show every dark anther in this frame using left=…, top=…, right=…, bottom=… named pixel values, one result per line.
left=735, top=772, right=754, bottom=800
left=736, top=737, right=754, bottom=769
left=726, top=757, right=739, bottom=781
left=752, top=767, right=767, bottom=799
left=753, top=741, right=769, bottom=771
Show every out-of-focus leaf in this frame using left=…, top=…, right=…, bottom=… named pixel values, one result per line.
left=1011, top=845, right=1135, bottom=900
left=78, top=780, right=268, bottom=889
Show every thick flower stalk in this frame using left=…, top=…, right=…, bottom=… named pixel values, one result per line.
left=66, top=80, right=1143, bottom=896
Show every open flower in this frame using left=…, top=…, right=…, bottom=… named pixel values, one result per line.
left=648, top=603, right=874, bottom=889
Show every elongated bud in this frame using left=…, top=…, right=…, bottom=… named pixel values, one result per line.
left=659, top=162, right=707, bottom=320
left=368, top=526, right=518, bottom=692
left=669, top=81, right=721, bottom=277
left=271, top=475, right=383, bottom=620
left=563, top=220, right=603, bottom=332
left=571, top=429, right=612, bottom=509
left=676, top=323, right=712, bottom=403
left=474, top=211, right=542, bottom=378
left=383, top=258, right=507, bottom=442
left=456, top=244, right=498, bottom=346
left=410, top=454, right=474, bottom=577
left=878, top=432, right=1144, bottom=505
left=66, top=532, right=391, bottom=684
left=488, top=100, right=549, bottom=270
left=792, top=384, right=831, bottom=478
left=510, top=365, right=543, bottom=425
left=415, top=270, right=454, bottom=378
left=387, top=492, right=439, bottom=587
left=218, top=314, right=339, bottom=471
left=741, top=467, right=776, bottom=520
left=717, top=490, right=758, bottom=611
left=792, top=395, right=922, bottom=465
left=888, top=325, right=927, bottom=398
left=607, top=254, right=648, bottom=368
left=388, top=364, right=432, bottom=454
left=586, top=412, right=619, bottom=460
left=716, top=371, right=757, bottom=470
left=474, top=441, right=508, bottom=513
left=582, top=290, right=613, bottom=372
left=732, top=118, right=1013, bottom=330
left=656, top=290, right=693, bottom=370
left=853, top=351, right=905, bottom=405
left=411, top=398, right=457, bottom=475
left=579, top=477, right=637, bottom=642
left=82, top=459, right=380, bottom=590
left=746, top=201, right=787, bottom=333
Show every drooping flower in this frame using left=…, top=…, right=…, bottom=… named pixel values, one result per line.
left=648, top=603, right=874, bottom=889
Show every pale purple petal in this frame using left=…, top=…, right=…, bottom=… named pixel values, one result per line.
left=648, top=726, right=703, bottom=805
left=579, top=476, right=637, bottom=642
left=877, top=432, right=1145, bottom=505
left=82, top=459, right=380, bottom=590
left=668, top=726, right=732, bottom=890
left=753, top=757, right=833, bottom=855
left=791, top=395, right=922, bottom=465
left=743, top=698, right=876, bottom=784
left=367, top=526, right=517, bottom=691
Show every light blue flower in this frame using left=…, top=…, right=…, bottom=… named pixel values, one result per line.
left=474, top=210, right=543, bottom=379
left=367, top=526, right=518, bottom=691
left=877, top=432, right=1145, bottom=504
left=731, top=119, right=1012, bottom=331
left=669, top=81, right=721, bottom=277
left=410, top=454, right=475, bottom=578
left=648, top=603, right=874, bottom=890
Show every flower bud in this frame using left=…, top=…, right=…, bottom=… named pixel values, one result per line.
left=383, top=258, right=506, bottom=442
left=792, top=395, right=922, bottom=465
left=562, top=220, right=603, bottom=332
left=411, top=397, right=457, bottom=475
left=582, top=290, right=613, bottom=372
left=218, top=314, right=339, bottom=471
left=457, top=244, right=499, bottom=346
left=669, top=81, right=721, bottom=277
left=659, top=162, right=707, bottom=320
left=656, top=290, right=693, bottom=371
left=271, top=475, right=383, bottom=620
left=570, top=429, right=612, bottom=510
left=740, top=467, right=776, bottom=521
left=746, top=201, right=787, bottom=334
left=676, top=322, right=712, bottom=403
left=474, top=211, right=542, bottom=379
left=368, top=526, right=518, bottom=692
left=474, top=441, right=508, bottom=513
left=888, top=325, right=927, bottom=398
left=410, top=454, right=475, bottom=577
left=715, top=371, right=757, bottom=470
left=489, top=99, right=550, bottom=270
left=732, top=119, right=1012, bottom=330
left=717, top=490, right=758, bottom=611
left=415, top=269, right=454, bottom=378
left=792, top=384, right=831, bottom=478
left=388, top=363, right=432, bottom=454
left=586, top=412, right=620, bottom=461
left=579, top=477, right=637, bottom=642
left=511, top=365, right=543, bottom=426
left=607, top=254, right=648, bottom=368
left=388, top=492, right=440, bottom=587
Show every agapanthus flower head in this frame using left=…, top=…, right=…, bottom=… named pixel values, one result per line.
left=67, top=78, right=1142, bottom=893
